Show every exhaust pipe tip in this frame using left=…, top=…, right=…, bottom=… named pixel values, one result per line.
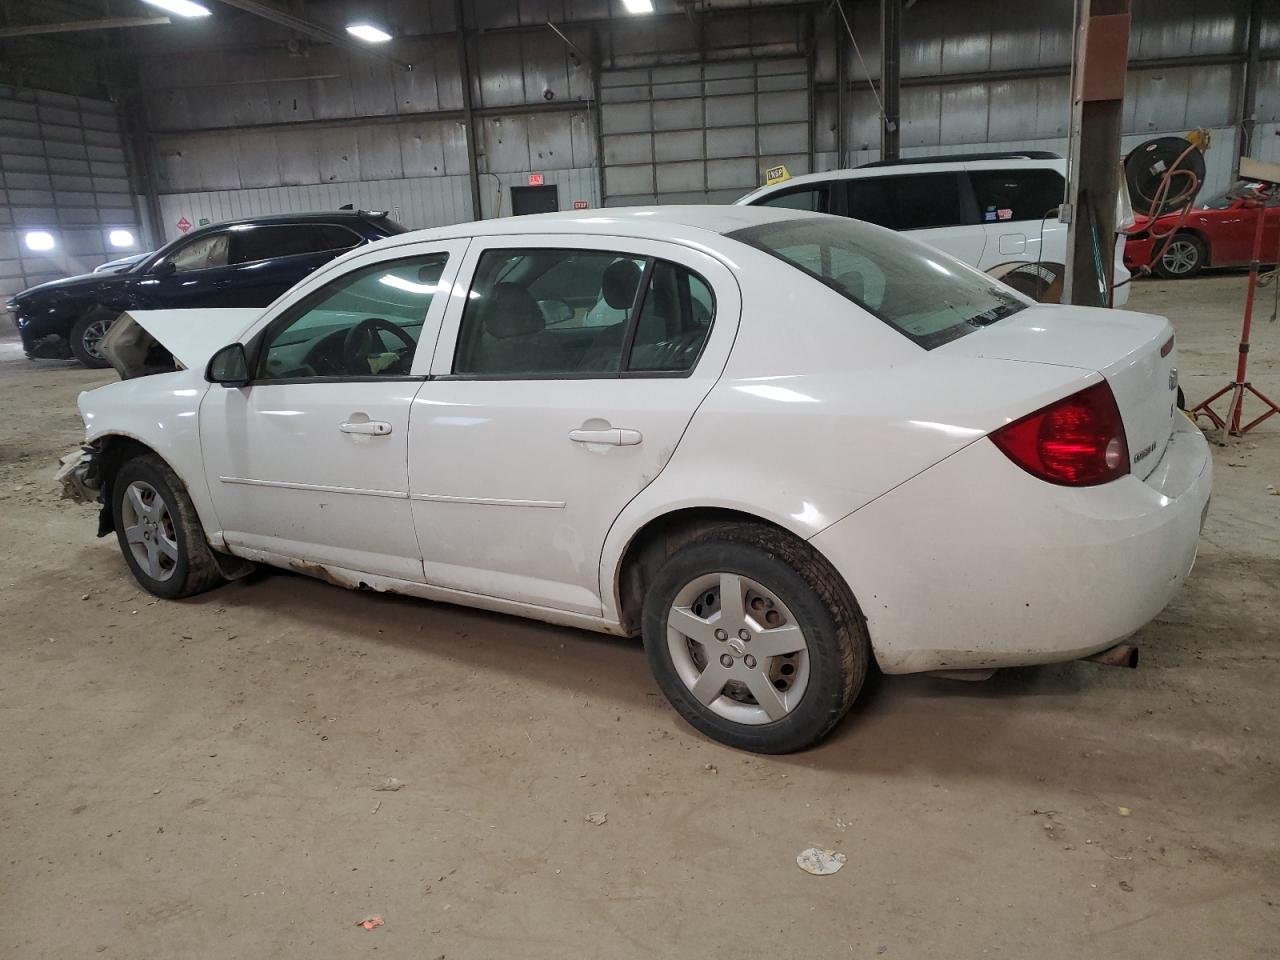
left=1083, top=643, right=1140, bottom=669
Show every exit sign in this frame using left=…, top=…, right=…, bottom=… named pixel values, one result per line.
left=528, top=173, right=545, bottom=186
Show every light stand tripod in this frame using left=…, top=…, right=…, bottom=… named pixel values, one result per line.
left=1191, top=158, right=1280, bottom=436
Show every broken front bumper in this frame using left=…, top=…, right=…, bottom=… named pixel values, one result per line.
left=55, top=445, right=101, bottom=505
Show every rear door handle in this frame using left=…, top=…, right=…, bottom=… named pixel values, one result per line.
left=340, top=420, right=393, bottom=436
left=569, top=427, right=642, bottom=446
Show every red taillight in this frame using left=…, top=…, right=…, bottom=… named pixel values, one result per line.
left=990, top=381, right=1129, bottom=486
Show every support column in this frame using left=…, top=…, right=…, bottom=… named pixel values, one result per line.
left=454, top=0, right=483, bottom=221
left=835, top=2, right=848, bottom=167
left=1063, top=0, right=1130, bottom=308
left=880, top=0, right=901, bottom=162
left=1240, top=0, right=1263, bottom=160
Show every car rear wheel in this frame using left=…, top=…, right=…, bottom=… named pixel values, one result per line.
left=1154, top=234, right=1205, bottom=279
left=70, top=308, right=120, bottom=368
left=112, top=454, right=224, bottom=599
left=641, top=525, right=869, bottom=753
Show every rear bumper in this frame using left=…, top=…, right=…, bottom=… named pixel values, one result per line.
left=811, top=415, right=1212, bottom=673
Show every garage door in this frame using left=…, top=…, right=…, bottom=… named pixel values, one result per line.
left=600, top=59, right=810, bottom=207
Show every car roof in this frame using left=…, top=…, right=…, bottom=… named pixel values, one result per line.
left=369, top=205, right=820, bottom=251
left=196, top=210, right=384, bottom=230
left=735, top=156, right=1067, bottom=204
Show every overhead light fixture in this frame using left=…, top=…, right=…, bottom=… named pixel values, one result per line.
left=108, top=229, right=135, bottom=248
left=346, top=23, right=392, bottom=43
left=138, top=0, right=212, bottom=18
left=24, top=231, right=55, bottom=252
left=622, top=0, right=655, bottom=12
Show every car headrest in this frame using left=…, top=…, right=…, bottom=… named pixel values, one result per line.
left=602, top=259, right=642, bottom=310
left=482, top=283, right=545, bottom=339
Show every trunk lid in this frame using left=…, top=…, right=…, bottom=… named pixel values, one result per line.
left=943, top=304, right=1179, bottom=478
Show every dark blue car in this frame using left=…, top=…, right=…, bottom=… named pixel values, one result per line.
left=8, top=210, right=406, bottom=367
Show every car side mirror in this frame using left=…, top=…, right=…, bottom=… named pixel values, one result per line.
left=151, top=260, right=176, bottom=277
left=207, top=342, right=250, bottom=387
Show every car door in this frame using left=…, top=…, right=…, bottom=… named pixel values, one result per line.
left=200, top=241, right=468, bottom=582
left=131, top=230, right=235, bottom=309
left=409, top=235, right=740, bottom=615
left=844, top=172, right=986, bottom=265
left=217, top=223, right=364, bottom=307
left=965, top=166, right=1067, bottom=269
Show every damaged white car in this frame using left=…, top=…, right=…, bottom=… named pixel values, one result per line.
left=59, top=207, right=1211, bottom=753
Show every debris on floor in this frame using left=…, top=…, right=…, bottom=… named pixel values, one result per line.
left=584, top=811, right=608, bottom=826
left=372, top=777, right=404, bottom=792
left=796, top=847, right=846, bottom=875
left=355, top=916, right=384, bottom=930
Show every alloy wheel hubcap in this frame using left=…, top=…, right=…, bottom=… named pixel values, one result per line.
left=82, top=318, right=112, bottom=359
left=1163, top=241, right=1197, bottom=275
left=121, top=480, right=179, bottom=581
left=666, top=572, right=810, bottom=725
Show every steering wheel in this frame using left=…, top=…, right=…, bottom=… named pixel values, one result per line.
left=342, top=317, right=416, bottom=375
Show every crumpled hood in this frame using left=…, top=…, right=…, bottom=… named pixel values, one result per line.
left=99, top=308, right=262, bottom=379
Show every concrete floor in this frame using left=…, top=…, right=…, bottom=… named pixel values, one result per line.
left=1, top=274, right=1277, bottom=959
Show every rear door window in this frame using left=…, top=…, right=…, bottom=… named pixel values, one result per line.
left=845, top=173, right=970, bottom=230
left=311, top=224, right=364, bottom=252
left=968, top=169, right=1065, bottom=223
left=230, top=225, right=319, bottom=264
left=756, top=185, right=830, bottom=213
left=452, top=248, right=714, bottom=378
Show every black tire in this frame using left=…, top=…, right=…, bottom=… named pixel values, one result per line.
left=112, top=454, right=224, bottom=599
left=641, top=524, right=869, bottom=753
left=69, top=307, right=120, bottom=368
left=1153, top=233, right=1205, bottom=280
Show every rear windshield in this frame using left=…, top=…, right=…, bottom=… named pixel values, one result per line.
left=728, top=216, right=1026, bottom=349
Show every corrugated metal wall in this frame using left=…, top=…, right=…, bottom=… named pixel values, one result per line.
left=10, top=0, right=1279, bottom=261
left=0, top=85, right=142, bottom=304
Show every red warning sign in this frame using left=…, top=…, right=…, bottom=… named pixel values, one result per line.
left=528, top=173, right=545, bottom=186
left=573, top=200, right=589, bottom=210
left=176, top=216, right=192, bottom=233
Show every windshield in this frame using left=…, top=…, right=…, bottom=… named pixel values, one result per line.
left=1200, top=181, right=1258, bottom=211
left=728, top=216, right=1026, bottom=349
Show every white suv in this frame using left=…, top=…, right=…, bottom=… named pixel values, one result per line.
left=737, top=153, right=1130, bottom=306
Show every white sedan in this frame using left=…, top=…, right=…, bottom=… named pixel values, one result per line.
left=59, top=206, right=1211, bottom=753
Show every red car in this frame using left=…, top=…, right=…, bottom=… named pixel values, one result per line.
left=1124, top=180, right=1280, bottom=279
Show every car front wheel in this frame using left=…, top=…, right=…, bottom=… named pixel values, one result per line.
left=1154, top=234, right=1205, bottom=279
left=642, top=525, right=869, bottom=753
left=70, top=308, right=120, bottom=368
left=112, top=454, right=224, bottom=599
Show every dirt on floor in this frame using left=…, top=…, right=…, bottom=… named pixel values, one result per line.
left=1, top=274, right=1277, bottom=960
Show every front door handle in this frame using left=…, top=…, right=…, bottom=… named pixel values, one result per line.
left=569, top=427, right=642, bottom=446
left=340, top=419, right=392, bottom=436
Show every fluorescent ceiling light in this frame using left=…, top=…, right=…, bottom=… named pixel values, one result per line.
left=24, top=231, right=55, bottom=252
left=346, top=23, right=392, bottom=43
left=379, top=274, right=436, bottom=295
left=622, top=0, right=654, bottom=12
left=108, top=229, right=135, bottom=248
left=139, top=0, right=212, bottom=18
